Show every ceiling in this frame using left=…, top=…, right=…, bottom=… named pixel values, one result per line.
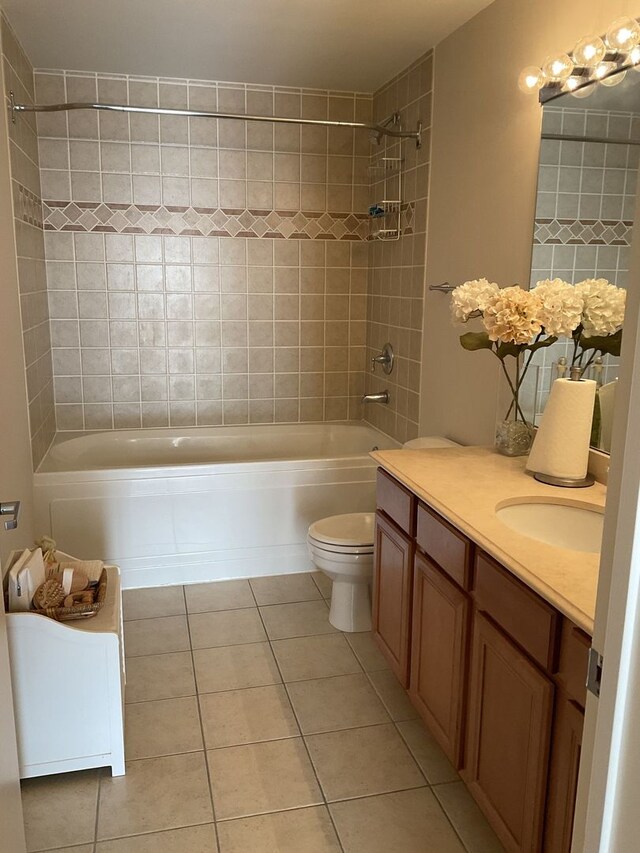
left=2, top=0, right=494, bottom=93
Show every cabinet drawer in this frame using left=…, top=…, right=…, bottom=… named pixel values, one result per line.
left=416, top=503, right=472, bottom=589
left=555, top=620, right=590, bottom=707
left=376, top=468, right=416, bottom=536
left=474, top=551, right=559, bottom=672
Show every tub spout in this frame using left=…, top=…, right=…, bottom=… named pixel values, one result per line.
left=361, top=390, right=390, bottom=404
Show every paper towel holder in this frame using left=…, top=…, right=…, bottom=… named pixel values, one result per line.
left=532, top=366, right=595, bottom=488
left=533, top=471, right=595, bottom=488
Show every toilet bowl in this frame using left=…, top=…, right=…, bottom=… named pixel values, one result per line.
left=307, top=513, right=374, bottom=632
left=308, top=437, right=461, bottom=632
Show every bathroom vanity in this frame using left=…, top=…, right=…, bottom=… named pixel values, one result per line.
left=370, top=446, right=605, bottom=853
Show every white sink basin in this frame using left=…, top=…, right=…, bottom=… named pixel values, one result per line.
left=495, top=500, right=604, bottom=553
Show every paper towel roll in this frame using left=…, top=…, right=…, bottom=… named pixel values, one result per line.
left=527, top=378, right=597, bottom=480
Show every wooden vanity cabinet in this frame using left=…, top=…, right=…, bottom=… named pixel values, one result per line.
left=464, top=611, right=555, bottom=853
left=544, top=621, right=590, bottom=853
left=410, top=551, right=470, bottom=767
left=372, top=506, right=415, bottom=686
left=373, top=469, right=592, bottom=853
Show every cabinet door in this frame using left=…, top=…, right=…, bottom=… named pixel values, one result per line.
left=372, top=510, right=414, bottom=686
left=464, top=612, right=554, bottom=853
left=544, top=698, right=584, bottom=853
left=410, top=552, right=470, bottom=767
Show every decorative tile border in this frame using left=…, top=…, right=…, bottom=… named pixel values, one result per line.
left=534, top=218, right=633, bottom=246
left=15, top=182, right=44, bottom=229
left=41, top=200, right=372, bottom=241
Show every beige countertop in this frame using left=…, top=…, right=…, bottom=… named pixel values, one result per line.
left=371, top=446, right=607, bottom=635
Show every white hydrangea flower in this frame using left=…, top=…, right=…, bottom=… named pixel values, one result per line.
left=533, top=278, right=584, bottom=336
left=450, top=278, right=499, bottom=323
left=575, top=278, right=626, bottom=337
left=483, top=285, right=543, bottom=345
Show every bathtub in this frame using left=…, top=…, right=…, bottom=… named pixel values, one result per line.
left=34, top=423, right=398, bottom=589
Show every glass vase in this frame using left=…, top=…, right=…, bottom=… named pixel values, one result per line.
left=495, top=418, right=534, bottom=457
left=494, top=361, right=537, bottom=457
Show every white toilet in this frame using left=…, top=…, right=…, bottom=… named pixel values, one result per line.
left=308, top=436, right=460, bottom=632
left=308, top=512, right=375, bottom=632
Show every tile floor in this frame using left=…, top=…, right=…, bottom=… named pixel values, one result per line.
left=21, top=572, right=505, bottom=853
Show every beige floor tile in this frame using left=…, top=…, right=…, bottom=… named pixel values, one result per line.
left=95, top=824, right=218, bottom=852
left=124, top=615, right=190, bottom=657
left=208, top=737, right=322, bottom=820
left=125, top=696, right=203, bottom=759
left=189, top=607, right=266, bottom=649
left=260, top=600, right=337, bottom=640
left=217, top=806, right=341, bottom=853
left=330, top=788, right=466, bottom=853
left=200, top=684, right=299, bottom=748
left=311, top=571, right=332, bottom=598
left=287, top=673, right=390, bottom=734
left=123, top=586, right=185, bottom=621
left=396, top=719, right=460, bottom=784
left=250, top=573, right=322, bottom=605
left=185, top=579, right=255, bottom=613
left=21, top=769, right=100, bottom=852
left=97, top=752, right=213, bottom=840
left=306, top=723, right=425, bottom=802
left=41, top=847, right=94, bottom=852
left=367, top=670, right=419, bottom=721
left=433, top=781, right=506, bottom=853
left=272, top=633, right=362, bottom=682
left=125, top=651, right=196, bottom=703
left=345, top=631, right=390, bottom=672
left=193, top=642, right=281, bottom=693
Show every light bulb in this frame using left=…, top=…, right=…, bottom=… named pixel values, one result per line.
left=563, top=76, right=581, bottom=92
left=605, top=16, right=640, bottom=52
left=573, top=35, right=607, bottom=67
left=518, top=66, right=546, bottom=93
left=630, top=46, right=640, bottom=68
left=594, top=61, right=617, bottom=80
left=543, top=53, right=574, bottom=82
left=601, top=69, right=627, bottom=87
left=572, top=83, right=596, bottom=99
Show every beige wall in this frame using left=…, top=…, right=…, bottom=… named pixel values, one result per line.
left=2, top=15, right=54, bottom=468
left=0, top=15, right=35, bottom=565
left=421, top=0, right=640, bottom=445
left=35, top=70, right=371, bottom=430
left=364, top=51, right=432, bottom=443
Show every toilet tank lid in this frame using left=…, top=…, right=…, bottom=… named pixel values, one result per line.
left=402, top=436, right=460, bottom=449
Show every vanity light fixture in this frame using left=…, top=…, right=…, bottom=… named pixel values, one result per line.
left=518, top=15, right=640, bottom=101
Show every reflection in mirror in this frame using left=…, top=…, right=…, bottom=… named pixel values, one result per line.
left=528, top=67, right=639, bottom=452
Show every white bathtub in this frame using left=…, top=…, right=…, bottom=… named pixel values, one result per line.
left=34, top=423, right=398, bottom=589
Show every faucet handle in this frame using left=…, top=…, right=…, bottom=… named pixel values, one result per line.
left=370, top=342, right=394, bottom=375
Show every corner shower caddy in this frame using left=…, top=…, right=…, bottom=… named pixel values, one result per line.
left=368, top=113, right=404, bottom=241
left=368, top=156, right=403, bottom=240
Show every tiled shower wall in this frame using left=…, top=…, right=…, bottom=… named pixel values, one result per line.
left=530, top=105, right=637, bottom=417
left=1, top=16, right=55, bottom=466
left=363, top=51, right=432, bottom=443
left=35, top=69, right=373, bottom=429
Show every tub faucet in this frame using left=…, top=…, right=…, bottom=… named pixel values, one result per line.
left=361, top=390, right=390, bottom=404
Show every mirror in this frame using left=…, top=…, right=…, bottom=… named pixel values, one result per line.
left=528, top=68, right=640, bottom=452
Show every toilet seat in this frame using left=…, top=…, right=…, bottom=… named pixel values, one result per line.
left=308, top=512, right=374, bottom=548
left=308, top=537, right=374, bottom=557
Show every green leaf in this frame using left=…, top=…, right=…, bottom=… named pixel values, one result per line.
left=579, top=328, right=623, bottom=357
left=496, top=342, right=526, bottom=360
left=525, top=336, right=558, bottom=353
left=459, top=332, right=494, bottom=352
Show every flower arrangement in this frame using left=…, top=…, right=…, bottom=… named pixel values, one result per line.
left=450, top=276, right=625, bottom=455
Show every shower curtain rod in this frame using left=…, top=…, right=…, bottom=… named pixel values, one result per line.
left=8, top=92, right=422, bottom=147
left=542, top=132, right=640, bottom=147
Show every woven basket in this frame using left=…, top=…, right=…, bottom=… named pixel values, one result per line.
left=33, top=568, right=108, bottom=622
